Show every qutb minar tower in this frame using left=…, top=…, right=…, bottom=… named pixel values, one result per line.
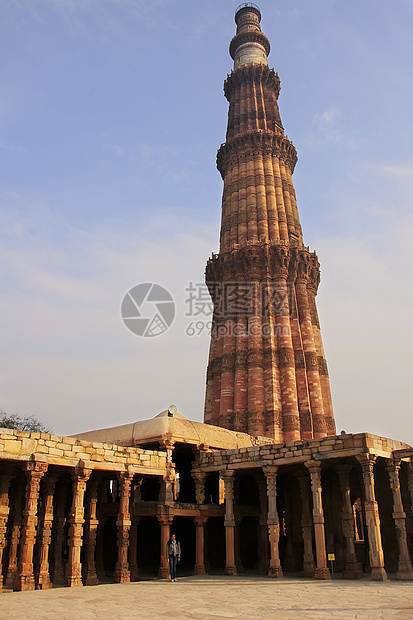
left=204, top=4, right=336, bottom=442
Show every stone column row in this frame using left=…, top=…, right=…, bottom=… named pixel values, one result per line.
left=1, top=464, right=146, bottom=591
left=193, top=458, right=413, bottom=581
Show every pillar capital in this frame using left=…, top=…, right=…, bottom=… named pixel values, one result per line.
left=220, top=468, right=235, bottom=480
left=72, top=466, right=92, bottom=484
left=117, top=468, right=134, bottom=481
left=156, top=514, right=174, bottom=526
left=24, top=461, right=48, bottom=476
left=356, top=454, right=377, bottom=471
left=304, top=459, right=321, bottom=472
left=191, top=471, right=207, bottom=483
left=263, top=465, right=278, bottom=478
left=385, top=458, right=402, bottom=475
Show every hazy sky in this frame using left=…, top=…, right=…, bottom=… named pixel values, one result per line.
left=1, top=0, right=412, bottom=443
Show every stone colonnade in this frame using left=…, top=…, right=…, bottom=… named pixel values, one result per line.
left=0, top=463, right=158, bottom=592
left=213, top=456, right=413, bottom=581
left=1, top=451, right=413, bottom=590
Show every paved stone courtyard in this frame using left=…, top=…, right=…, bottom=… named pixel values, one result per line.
left=1, top=575, right=413, bottom=619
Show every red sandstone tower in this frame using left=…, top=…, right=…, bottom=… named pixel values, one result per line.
left=204, top=4, right=336, bottom=442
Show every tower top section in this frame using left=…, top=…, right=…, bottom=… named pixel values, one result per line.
left=230, top=3, right=270, bottom=70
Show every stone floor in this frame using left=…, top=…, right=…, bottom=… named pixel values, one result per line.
left=1, top=574, right=413, bottom=619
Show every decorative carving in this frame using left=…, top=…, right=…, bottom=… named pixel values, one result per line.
left=294, top=350, right=305, bottom=370
left=222, top=352, right=236, bottom=373
left=317, top=357, right=328, bottom=376
left=247, top=347, right=264, bottom=368
left=305, top=351, right=318, bottom=370
left=278, top=347, right=295, bottom=368
left=235, top=350, right=248, bottom=370
left=217, top=132, right=298, bottom=177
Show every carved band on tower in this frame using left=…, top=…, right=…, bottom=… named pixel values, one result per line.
left=204, top=4, right=335, bottom=442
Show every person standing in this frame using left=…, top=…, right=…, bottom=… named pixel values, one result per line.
left=167, top=533, right=181, bottom=582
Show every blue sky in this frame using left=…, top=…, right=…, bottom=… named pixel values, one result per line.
left=1, top=0, right=413, bottom=442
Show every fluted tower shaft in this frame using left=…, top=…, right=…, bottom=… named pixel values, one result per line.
left=204, top=5, right=335, bottom=441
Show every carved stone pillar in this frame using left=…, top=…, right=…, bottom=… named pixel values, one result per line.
left=357, top=455, right=387, bottom=581
left=14, top=462, right=48, bottom=591
left=386, top=460, right=413, bottom=580
left=0, top=471, right=13, bottom=593
left=5, top=476, right=25, bottom=589
left=157, top=513, right=173, bottom=578
left=95, top=516, right=107, bottom=580
left=263, top=466, right=283, bottom=578
left=234, top=516, right=242, bottom=573
left=51, top=479, right=67, bottom=585
left=193, top=516, right=207, bottom=574
left=113, top=471, right=133, bottom=583
left=337, top=465, right=363, bottom=579
left=305, top=461, right=330, bottom=579
left=159, top=474, right=175, bottom=504
left=83, top=477, right=99, bottom=586
left=36, top=474, right=57, bottom=589
left=192, top=472, right=206, bottom=505
left=297, top=474, right=315, bottom=577
left=129, top=516, right=140, bottom=581
left=65, top=466, right=91, bottom=587
left=159, top=442, right=175, bottom=503
left=257, top=478, right=269, bottom=575
left=222, top=470, right=237, bottom=575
